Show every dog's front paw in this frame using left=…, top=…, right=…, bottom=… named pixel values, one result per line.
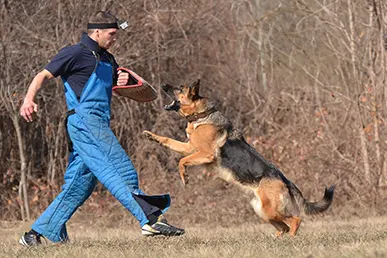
left=142, top=130, right=158, bottom=143
left=180, top=173, right=189, bottom=186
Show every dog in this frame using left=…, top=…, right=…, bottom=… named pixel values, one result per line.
left=142, top=79, right=335, bottom=237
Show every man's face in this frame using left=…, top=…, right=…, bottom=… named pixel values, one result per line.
left=96, top=28, right=118, bottom=49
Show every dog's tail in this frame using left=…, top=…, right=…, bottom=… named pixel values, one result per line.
left=288, top=181, right=335, bottom=215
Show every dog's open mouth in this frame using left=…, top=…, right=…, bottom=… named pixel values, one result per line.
left=164, top=100, right=180, bottom=111
left=161, top=83, right=180, bottom=111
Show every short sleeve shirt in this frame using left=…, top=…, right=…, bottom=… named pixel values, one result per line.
left=45, top=33, right=119, bottom=98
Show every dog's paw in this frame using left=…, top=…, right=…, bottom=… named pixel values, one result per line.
left=142, top=130, right=158, bottom=142
left=180, top=174, right=189, bottom=186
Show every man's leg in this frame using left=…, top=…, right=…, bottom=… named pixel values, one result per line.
left=26, top=151, right=97, bottom=243
left=69, top=116, right=184, bottom=235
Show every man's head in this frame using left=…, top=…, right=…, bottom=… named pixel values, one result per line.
left=87, top=11, right=120, bottom=50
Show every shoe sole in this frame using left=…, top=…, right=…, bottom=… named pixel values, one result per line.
left=142, top=222, right=185, bottom=237
left=142, top=230, right=159, bottom=236
left=141, top=228, right=185, bottom=237
left=19, top=236, right=30, bottom=247
left=141, top=224, right=160, bottom=236
left=19, top=235, right=45, bottom=246
left=142, top=230, right=185, bottom=237
left=141, top=231, right=184, bottom=237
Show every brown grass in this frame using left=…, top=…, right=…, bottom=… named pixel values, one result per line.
left=1, top=215, right=386, bottom=258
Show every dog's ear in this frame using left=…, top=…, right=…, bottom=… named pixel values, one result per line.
left=189, top=79, right=200, bottom=100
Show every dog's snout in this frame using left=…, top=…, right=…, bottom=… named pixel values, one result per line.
left=164, top=100, right=180, bottom=112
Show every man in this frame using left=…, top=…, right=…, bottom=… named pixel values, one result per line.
left=19, top=11, right=184, bottom=246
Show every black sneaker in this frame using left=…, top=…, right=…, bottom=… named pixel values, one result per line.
left=19, top=230, right=43, bottom=247
left=142, top=215, right=185, bottom=236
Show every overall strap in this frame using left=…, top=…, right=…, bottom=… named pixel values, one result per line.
left=64, top=109, right=76, bottom=152
left=79, top=42, right=100, bottom=72
left=79, top=42, right=115, bottom=81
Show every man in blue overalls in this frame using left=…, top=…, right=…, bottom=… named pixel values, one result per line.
left=19, top=11, right=184, bottom=246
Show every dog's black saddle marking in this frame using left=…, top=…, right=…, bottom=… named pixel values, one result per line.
left=220, top=138, right=288, bottom=185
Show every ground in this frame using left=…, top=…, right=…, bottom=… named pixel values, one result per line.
left=1, top=214, right=386, bottom=258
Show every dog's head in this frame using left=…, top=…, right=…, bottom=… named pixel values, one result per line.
left=161, top=79, right=203, bottom=116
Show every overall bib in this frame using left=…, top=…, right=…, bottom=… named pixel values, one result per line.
left=32, top=50, right=170, bottom=243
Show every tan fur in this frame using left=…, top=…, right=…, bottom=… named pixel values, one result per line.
left=144, top=124, right=220, bottom=184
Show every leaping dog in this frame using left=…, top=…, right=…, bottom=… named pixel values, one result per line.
left=143, top=79, right=334, bottom=237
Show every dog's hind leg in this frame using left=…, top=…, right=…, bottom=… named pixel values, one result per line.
left=251, top=189, right=288, bottom=237
left=178, top=151, right=215, bottom=185
left=269, top=220, right=290, bottom=237
left=282, top=216, right=302, bottom=237
left=142, top=131, right=195, bottom=156
left=277, top=186, right=302, bottom=236
left=254, top=179, right=299, bottom=237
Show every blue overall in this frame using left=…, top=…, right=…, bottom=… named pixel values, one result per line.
left=32, top=50, right=170, bottom=243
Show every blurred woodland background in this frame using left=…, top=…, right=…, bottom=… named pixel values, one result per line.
left=0, top=0, right=387, bottom=224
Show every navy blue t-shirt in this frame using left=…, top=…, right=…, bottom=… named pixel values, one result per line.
left=45, top=33, right=119, bottom=98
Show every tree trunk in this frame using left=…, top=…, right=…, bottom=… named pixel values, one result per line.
left=347, top=0, right=371, bottom=184
left=12, top=114, right=30, bottom=221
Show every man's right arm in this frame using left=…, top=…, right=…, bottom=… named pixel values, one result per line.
left=20, top=69, right=54, bottom=122
left=20, top=44, right=77, bottom=122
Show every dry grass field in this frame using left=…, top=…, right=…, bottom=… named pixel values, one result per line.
left=1, top=215, right=386, bottom=258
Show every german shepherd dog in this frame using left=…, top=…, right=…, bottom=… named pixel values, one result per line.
left=142, top=79, right=335, bottom=237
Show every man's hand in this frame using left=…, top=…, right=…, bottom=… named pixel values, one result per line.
left=20, top=99, right=38, bottom=122
left=117, top=70, right=129, bottom=86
